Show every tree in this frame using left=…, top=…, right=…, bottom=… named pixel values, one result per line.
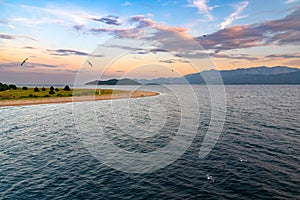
left=55, top=88, right=59, bottom=92
left=22, top=86, right=28, bottom=90
left=50, top=86, right=54, bottom=91
left=63, top=85, right=71, bottom=91
left=0, top=82, right=9, bottom=91
left=34, top=87, right=39, bottom=92
left=49, top=90, right=55, bottom=94
left=42, top=87, right=46, bottom=91
left=9, top=84, right=17, bottom=90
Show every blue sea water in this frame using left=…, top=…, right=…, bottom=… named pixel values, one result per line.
left=0, top=85, right=299, bottom=199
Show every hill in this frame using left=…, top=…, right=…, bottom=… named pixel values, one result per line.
left=85, top=78, right=141, bottom=85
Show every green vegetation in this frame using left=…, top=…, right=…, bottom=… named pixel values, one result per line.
left=0, top=82, right=18, bottom=91
left=0, top=83, right=126, bottom=100
left=63, top=85, right=71, bottom=91
left=34, top=87, right=39, bottom=92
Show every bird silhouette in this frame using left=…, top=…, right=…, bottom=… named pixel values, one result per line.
left=20, top=58, right=29, bottom=66
left=203, top=35, right=207, bottom=37
left=87, top=60, right=93, bottom=67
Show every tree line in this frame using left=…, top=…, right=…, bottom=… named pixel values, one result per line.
left=0, top=82, right=71, bottom=93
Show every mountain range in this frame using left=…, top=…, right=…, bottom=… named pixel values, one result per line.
left=138, top=66, right=300, bottom=85
left=85, top=66, right=300, bottom=85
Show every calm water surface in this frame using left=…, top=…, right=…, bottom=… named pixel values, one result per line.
left=1, top=85, right=299, bottom=199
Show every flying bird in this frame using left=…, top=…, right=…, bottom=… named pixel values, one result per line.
left=87, top=60, right=94, bottom=67
left=20, top=58, right=29, bottom=66
left=203, top=35, right=207, bottom=37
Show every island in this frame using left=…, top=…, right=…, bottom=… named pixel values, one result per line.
left=0, top=83, right=159, bottom=107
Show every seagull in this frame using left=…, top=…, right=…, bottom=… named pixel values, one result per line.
left=239, top=157, right=247, bottom=162
left=20, top=58, right=29, bottom=66
left=206, top=175, right=214, bottom=182
left=87, top=60, right=93, bottom=67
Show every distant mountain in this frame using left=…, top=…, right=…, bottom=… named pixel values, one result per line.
left=222, top=66, right=299, bottom=75
left=138, top=66, right=300, bottom=85
left=85, top=78, right=141, bottom=85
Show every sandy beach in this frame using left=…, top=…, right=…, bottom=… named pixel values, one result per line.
left=0, top=90, right=159, bottom=107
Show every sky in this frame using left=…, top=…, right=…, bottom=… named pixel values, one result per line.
left=0, top=0, right=300, bottom=84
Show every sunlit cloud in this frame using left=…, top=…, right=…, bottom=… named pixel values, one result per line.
left=197, top=8, right=300, bottom=52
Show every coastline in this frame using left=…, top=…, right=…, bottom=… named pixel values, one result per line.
left=0, top=90, right=159, bottom=107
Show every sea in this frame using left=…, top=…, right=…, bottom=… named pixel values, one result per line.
left=0, top=85, right=299, bottom=200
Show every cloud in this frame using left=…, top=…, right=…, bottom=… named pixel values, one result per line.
left=220, top=1, right=248, bottom=29
left=89, top=27, right=141, bottom=38
left=187, top=0, right=214, bottom=20
left=46, top=49, right=104, bottom=57
left=18, top=35, right=38, bottom=41
left=0, top=33, right=37, bottom=41
left=149, top=48, right=168, bottom=53
left=87, top=15, right=121, bottom=26
left=196, top=8, right=300, bottom=52
left=47, top=49, right=89, bottom=56
left=0, top=33, right=15, bottom=40
left=159, top=59, right=190, bottom=63
left=285, top=0, right=298, bottom=4
left=265, top=53, right=300, bottom=59
left=128, top=15, right=156, bottom=28
left=73, top=24, right=85, bottom=31
left=122, top=1, right=131, bottom=6
left=88, top=16, right=156, bottom=38
left=159, top=59, right=175, bottom=63
left=211, top=53, right=260, bottom=60
left=24, top=46, right=36, bottom=49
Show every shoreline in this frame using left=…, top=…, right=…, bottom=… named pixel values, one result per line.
left=0, top=90, right=159, bottom=107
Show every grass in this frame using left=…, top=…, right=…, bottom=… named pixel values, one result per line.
left=0, top=87, right=127, bottom=100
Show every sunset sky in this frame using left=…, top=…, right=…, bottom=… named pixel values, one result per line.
left=0, top=0, right=299, bottom=84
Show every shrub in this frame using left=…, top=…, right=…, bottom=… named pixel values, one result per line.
left=22, top=86, right=28, bottom=90
left=34, top=87, right=39, bottom=92
left=42, top=87, right=46, bottom=91
left=63, top=85, right=71, bottom=91
left=56, top=93, right=63, bottom=97
left=9, top=84, right=17, bottom=90
left=55, top=88, right=59, bottom=92
left=44, top=94, right=50, bottom=97
left=49, top=90, right=55, bottom=95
